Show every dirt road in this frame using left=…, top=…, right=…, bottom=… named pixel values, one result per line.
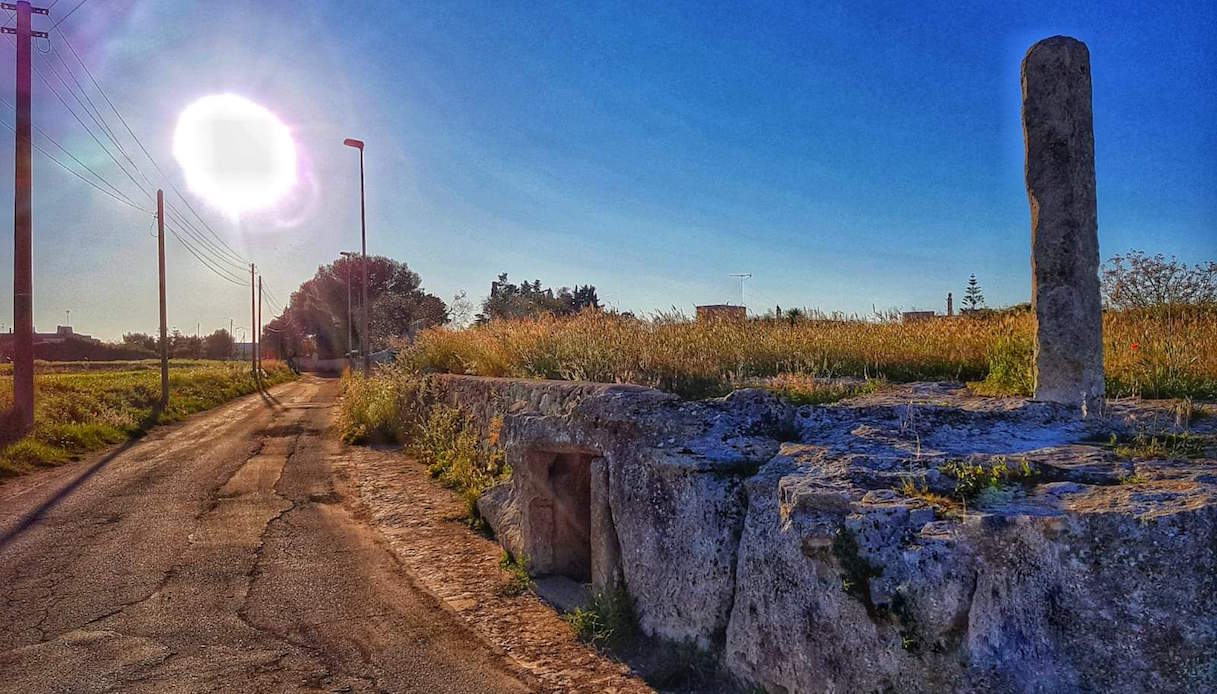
left=0, top=376, right=532, bottom=693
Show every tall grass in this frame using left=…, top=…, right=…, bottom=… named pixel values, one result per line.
left=0, top=360, right=295, bottom=476
left=395, top=307, right=1217, bottom=400
left=338, top=369, right=509, bottom=525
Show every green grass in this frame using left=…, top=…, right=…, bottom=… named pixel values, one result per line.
left=1109, top=432, right=1211, bottom=460
left=564, top=587, right=637, bottom=648
left=940, top=457, right=1038, bottom=500
left=764, top=373, right=885, bottom=405
left=340, top=369, right=510, bottom=526
left=497, top=551, right=534, bottom=597
left=0, top=360, right=295, bottom=477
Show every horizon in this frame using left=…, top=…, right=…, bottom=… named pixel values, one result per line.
left=0, top=0, right=1212, bottom=341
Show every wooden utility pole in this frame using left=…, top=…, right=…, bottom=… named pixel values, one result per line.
left=157, top=190, right=168, bottom=409
left=257, top=274, right=263, bottom=375
left=4, top=1, right=48, bottom=432
left=249, top=263, right=256, bottom=376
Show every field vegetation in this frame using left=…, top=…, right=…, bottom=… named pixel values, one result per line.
left=0, top=360, right=294, bottom=477
left=391, top=306, right=1217, bottom=401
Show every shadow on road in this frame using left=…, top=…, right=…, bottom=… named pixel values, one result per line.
left=0, top=406, right=165, bottom=552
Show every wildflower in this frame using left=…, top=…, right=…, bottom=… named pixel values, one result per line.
left=1130, top=342, right=1140, bottom=351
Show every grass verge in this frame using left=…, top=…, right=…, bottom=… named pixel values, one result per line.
left=0, top=360, right=294, bottom=477
left=339, top=368, right=509, bottom=527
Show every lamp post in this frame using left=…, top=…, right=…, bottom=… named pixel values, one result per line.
left=339, top=250, right=357, bottom=364
left=342, top=137, right=369, bottom=374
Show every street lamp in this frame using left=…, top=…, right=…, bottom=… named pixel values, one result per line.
left=343, top=137, right=369, bottom=374
left=339, top=251, right=357, bottom=363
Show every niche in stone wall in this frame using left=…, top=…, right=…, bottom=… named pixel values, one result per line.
left=522, top=449, right=594, bottom=581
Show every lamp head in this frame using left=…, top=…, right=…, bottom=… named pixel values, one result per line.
left=343, top=138, right=364, bottom=150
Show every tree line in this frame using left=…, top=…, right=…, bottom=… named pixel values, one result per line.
left=261, top=256, right=600, bottom=359
left=121, top=329, right=236, bottom=360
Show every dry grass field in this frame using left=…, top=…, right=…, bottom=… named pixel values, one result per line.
left=393, top=307, right=1217, bottom=401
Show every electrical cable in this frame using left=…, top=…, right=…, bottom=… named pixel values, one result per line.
left=57, top=34, right=248, bottom=266
left=50, top=0, right=90, bottom=31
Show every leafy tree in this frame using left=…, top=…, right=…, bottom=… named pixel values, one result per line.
left=962, top=274, right=985, bottom=313
left=122, top=332, right=158, bottom=353
left=270, top=255, right=447, bottom=359
left=168, top=330, right=203, bottom=359
left=203, top=329, right=235, bottom=360
left=477, top=274, right=600, bottom=322
left=1101, top=251, right=1217, bottom=309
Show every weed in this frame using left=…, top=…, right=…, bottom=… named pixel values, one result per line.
left=564, top=587, right=637, bottom=648
left=1111, top=432, right=1210, bottom=460
left=767, top=374, right=884, bottom=405
left=899, top=476, right=963, bottom=517
left=497, top=551, right=534, bottom=596
left=971, top=333, right=1034, bottom=396
left=940, top=457, right=1037, bottom=502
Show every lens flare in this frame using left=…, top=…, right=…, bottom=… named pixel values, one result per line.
left=172, top=94, right=297, bottom=219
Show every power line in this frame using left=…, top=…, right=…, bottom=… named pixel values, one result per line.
left=3, top=34, right=152, bottom=202
left=50, top=0, right=89, bottom=31
left=32, top=33, right=256, bottom=288
left=0, top=104, right=149, bottom=213
left=56, top=34, right=248, bottom=267
left=163, top=202, right=246, bottom=269
left=0, top=95, right=146, bottom=210
left=162, top=219, right=247, bottom=287
left=163, top=203, right=248, bottom=273
left=46, top=38, right=129, bottom=162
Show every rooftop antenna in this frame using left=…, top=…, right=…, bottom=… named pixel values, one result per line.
left=728, top=273, right=752, bottom=308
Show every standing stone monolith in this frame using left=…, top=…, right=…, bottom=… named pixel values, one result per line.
left=1022, top=36, right=1104, bottom=408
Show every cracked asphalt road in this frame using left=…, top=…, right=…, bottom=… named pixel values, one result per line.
left=0, top=375, right=532, bottom=693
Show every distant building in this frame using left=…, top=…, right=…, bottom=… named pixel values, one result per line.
left=901, top=311, right=936, bottom=323
left=0, top=325, right=100, bottom=347
left=696, top=304, right=746, bottom=322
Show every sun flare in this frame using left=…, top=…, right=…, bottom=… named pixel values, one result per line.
left=172, top=93, right=297, bottom=219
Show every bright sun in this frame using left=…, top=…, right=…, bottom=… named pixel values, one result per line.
left=172, top=94, right=297, bottom=219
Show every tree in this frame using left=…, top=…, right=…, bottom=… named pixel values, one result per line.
left=1101, top=251, right=1217, bottom=310
left=203, top=329, right=235, bottom=360
left=168, top=330, right=203, bottom=359
left=270, top=255, right=448, bottom=359
left=122, top=332, right=157, bottom=353
left=962, top=274, right=985, bottom=313
left=477, top=274, right=600, bottom=322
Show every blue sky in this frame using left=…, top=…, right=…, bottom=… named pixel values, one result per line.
left=0, top=0, right=1212, bottom=339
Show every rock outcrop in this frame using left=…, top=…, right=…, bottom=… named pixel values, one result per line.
left=422, top=374, right=1217, bottom=691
